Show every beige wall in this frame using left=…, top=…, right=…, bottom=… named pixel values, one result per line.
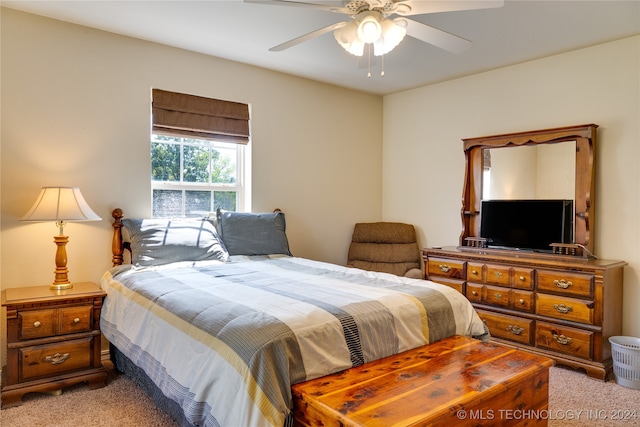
left=383, top=35, right=640, bottom=337
left=0, top=9, right=383, bottom=363
left=1, top=8, right=639, bottom=368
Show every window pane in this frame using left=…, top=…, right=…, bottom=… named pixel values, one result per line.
left=151, top=142, right=180, bottom=182
left=183, top=145, right=210, bottom=183
left=153, top=189, right=182, bottom=217
left=186, top=190, right=211, bottom=217
left=214, top=191, right=236, bottom=211
left=211, top=146, right=236, bottom=184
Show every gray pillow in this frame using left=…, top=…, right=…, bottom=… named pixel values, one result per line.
left=217, top=210, right=292, bottom=256
left=122, top=218, right=229, bottom=266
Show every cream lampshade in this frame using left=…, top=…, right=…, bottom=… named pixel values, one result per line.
left=21, top=187, right=101, bottom=290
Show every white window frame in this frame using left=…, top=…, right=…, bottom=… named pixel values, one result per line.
left=151, top=134, right=251, bottom=217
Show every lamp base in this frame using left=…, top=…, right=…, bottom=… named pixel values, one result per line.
left=50, top=282, right=73, bottom=291
left=52, top=234, right=72, bottom=290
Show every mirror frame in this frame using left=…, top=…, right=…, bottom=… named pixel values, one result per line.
left=460, top=124, right=598, bottom=256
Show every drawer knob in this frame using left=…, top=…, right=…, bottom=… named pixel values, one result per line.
left=33, top=321, right=42, bottom=328
left=471, top=270, right=478, bottom=275
left=519, top=276, right=525, bottom=282
left=554, top=303, right=573, bottom=314
left=554, top=279, right=573, bottom=289
left=553, top=333, right=573, bottom=345
left=45, top=352, right=70, bottom=365
left=471, top=291, right=478, bottom=296
left=507, top=325, right=524, bottom=335
left=494, top=292, right=503, bottom=300
left=518, top=298, right=525, bottom=305
left=73, top=317, right=81, bottom=324
left=438, top=265, right=451, bottom=273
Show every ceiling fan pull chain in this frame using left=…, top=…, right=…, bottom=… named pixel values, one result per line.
left=381, top=53, right=385, bottom=77
left=367, top=45, right=372, bottom=78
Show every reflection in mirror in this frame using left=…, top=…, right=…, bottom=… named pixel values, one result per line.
left=482, top=141, right=576, bottom=200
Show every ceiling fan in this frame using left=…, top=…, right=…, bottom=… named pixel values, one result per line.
left=246, top=0, right=504, bottom=57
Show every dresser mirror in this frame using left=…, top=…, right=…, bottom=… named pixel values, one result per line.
left=482, top=141, right=576, bottom=200
left=460, top=124, right=598, bottom=256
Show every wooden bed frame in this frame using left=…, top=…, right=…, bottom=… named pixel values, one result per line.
left=111, top=208, right=128, bottom=266
left=108, top=209, right=554, bottom=427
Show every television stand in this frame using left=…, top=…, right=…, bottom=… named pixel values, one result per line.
left=423, top=246, right=626, bottom=380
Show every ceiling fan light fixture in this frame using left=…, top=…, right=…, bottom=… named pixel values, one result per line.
left=334, top=20, right=365, bottom=56
left=374, top=18, right=408, bottom=56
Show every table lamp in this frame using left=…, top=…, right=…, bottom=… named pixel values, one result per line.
left=21, top=187, right=102, bottom=290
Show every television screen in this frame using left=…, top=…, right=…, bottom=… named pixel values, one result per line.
left=480, top=199, right=574, bottom=252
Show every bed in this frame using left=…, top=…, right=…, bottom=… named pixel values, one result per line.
left=100, top=208, right=488, bottom=427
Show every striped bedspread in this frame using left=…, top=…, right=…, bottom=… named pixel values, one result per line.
left=100, top=255, right=487, bottom=427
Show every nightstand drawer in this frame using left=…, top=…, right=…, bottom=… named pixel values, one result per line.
left=19, top=309, right=57, bottom=339
left=19, top=337, right=93, bottom=381
left=18, top=305, right=93, bottom=339
left=59, top=306, right=92, bottom=334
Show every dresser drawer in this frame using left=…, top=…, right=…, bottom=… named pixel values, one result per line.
left=536, top=293, right=594, bottom=325
left=484, top=285, right=510, bottom=308
left=535, top=321, right=593, bottom=360
left=466, top=262, right=484, bottom=282
left=485, top=264, right=511, bottom=286
left=19, top=309, right=57, bottom=339
left=19, top=337, right=94, bottom=381
left=427, top=258, right=465, bottom=280
left=466, top=283, right=484, bottom=303
left=512, top=267, right=534, bottom=290
left=476, top=310, right=533, bottom=345
left=512, top=289, right=534, bottom=313
left=537, top=270, right=593, bottom=298
left=430, top=277, right=465, bottom=294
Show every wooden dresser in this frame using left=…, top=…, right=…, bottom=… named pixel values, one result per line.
left=1, top=282, right=108, bottom=407
left=423, top=246, right=626, bottom=380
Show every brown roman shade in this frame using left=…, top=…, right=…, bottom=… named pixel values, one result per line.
left=152, top=89, right=250, bottom=144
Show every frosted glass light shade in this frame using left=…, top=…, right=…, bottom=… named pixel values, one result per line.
left=334, top=21, right=365, bottom=56
left=374, top=18, right=408, bottom=56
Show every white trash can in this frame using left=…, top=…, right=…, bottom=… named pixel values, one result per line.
left=608, top=336, right=640, bottom=390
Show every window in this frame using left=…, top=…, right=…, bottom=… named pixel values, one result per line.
left=151, top=89, right=250, bottom=218
left=151, top=134, right=247, bottom=217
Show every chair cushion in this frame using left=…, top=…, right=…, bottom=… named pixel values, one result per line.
left=350, top=222, right=417, bottom=244
left=347, top=222, right=421, bottom=277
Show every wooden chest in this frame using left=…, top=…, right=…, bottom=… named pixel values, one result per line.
left=292, top=336, right=554, bottom=427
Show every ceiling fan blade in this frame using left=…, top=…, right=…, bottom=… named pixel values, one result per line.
left=269, top=22, right=347, bottom=52
left=394, top=0, right=504, bottom=16
left=405, top=19, right=472, bottom=54
left=244, top=0, right=350, bottom=14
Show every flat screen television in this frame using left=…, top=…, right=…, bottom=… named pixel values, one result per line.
left=480, top=199, right=574, bottom=252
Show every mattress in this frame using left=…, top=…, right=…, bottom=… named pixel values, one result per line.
left=100, top=255, right=487, bottom=427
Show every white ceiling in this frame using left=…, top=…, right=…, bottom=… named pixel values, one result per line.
left=3, top=0, right=639, bottom=95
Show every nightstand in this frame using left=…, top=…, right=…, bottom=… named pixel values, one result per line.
left=1, top=282, right=108, bottom=407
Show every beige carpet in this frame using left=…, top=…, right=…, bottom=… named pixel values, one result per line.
left=2, top=362, right=639, bottom=426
